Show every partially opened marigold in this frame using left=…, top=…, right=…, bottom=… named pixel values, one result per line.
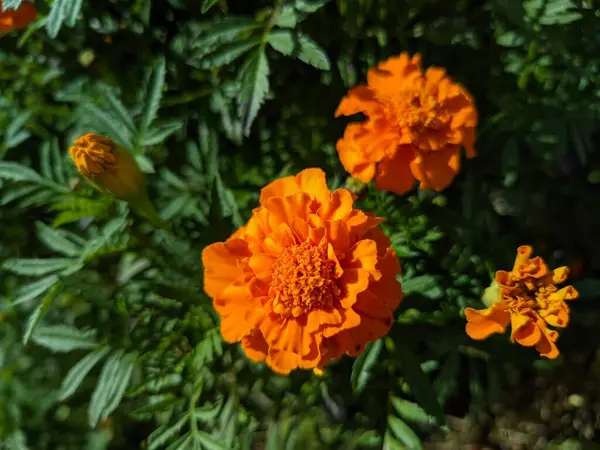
left=465, top=246, right=578, bottom=359
left=335, top=52, right=478, bottom=195
left=0, top=0, right=36, bottom=33
left=202, top=168, right=402, bottom=374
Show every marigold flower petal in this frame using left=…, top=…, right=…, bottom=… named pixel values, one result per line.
left=202, top=168, right=402, bottom=374
left=0, top=1, right=35, bottom=33
left=465, top=245, right=578, bottom=358
left=336, top=52, right=478, bottom=195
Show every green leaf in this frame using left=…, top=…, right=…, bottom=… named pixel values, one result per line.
left=141, top=120, right=183, bottom=146
left=65, top=0, right=84, bottom=27
left=23, top=283, right=62, bottom=345
left=395, top=341, right=446, bottom=427
left=12, top=275, right=60, bottom=305
left=295, top=0, right=326, bottom=13
left=237, top=49, right=270, bottom=136
left=194, top=18, right=260, bottom=50
left=131, top=396, right=184, bottom=417
left=390, top=397, right=435, bottom=427
left=147, top=416, right=189, bottom=450
left=100, top=86, right=136, bottom=133
left=0, top=162, right=44, bottom=183
left=268, top=31, right=330, bottom=70
left=2, top=258, right=77, bottom=276
left=58, top=346, right=111, bottom=401
left=200, top=39, right=260, bottom=69
left=195, top=431, right=230, bottom=450
left=81, top=103, right=134, bottom=152
left=165, top=435, right=193, bottom=450
left=36, top=222, right=84, bottom=257
left=351, top=339, right=382, bottom=395
left=88, top=351, right=137, bottom=427
left=275, top=5, right=298, bottom=28
left=387, top=416, right=423, bottom=450
left=139, top=57, right=167, bottom=138
left=201, top=0, right=218, bottom=13
left=2, top=0, right=25, bottom=10
left=296, top=33, right=330, bottom=69
left=32, top=325, right=97, bottom=353
left=400, top=275, right=443, bottom=299
left=46, top=0, right=69, bottom=38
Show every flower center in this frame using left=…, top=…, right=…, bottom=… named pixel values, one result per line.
left=69, top=133, right=117, bottom=177
left=269, top=239, right=340, bottom=317
left=383, top=88, right=441, bottom=131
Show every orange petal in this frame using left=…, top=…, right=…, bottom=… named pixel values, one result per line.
left=344, top=239, right=381, bottom=281
left=260, top=315, right=313, bottom=356
left=242, top=332, right=268, bottom=362
left=306, top=307, right=343, bottom=333
left=202, top=239, right=251, bottom=298
left=13, top=2, right=36, bottom=28
left=365, top=249, right=403, bottom=312
left=513, top=246, right=533, bottom=272
left=248, top=253, right=276, bottom=282
left=318, top=189, right=354, bottom=222
left=337, top=134, right=377, bottom=183
left=375, top=146, right=417, bottom=195
left=260, top=168, right=329, bottom=205
left=535, top=329, right=560, bottom=359
left=334, top=86, right=378, bottom=117
left=464, top=305, right=510, bottom=340
left=338, top=268, right=370, bottom=308
left=410, top=147, right=461, bottom=191
left=264, top=192, right=313, bottom=225
left=548, top=286, right=578, bottom=302
left=323, top=307, right=361, bottom=338
left=266, top=349, right=298, bottom=374
left=324, top=220, right=350, bottom=255
left=511, top=316, right=541, bottom=347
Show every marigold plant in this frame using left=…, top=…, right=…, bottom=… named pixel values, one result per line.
left=0, top=0, right=35, bottom=33
left=335, top=52, right=478, bottom=195
left=202, top=168, right=402, bottom=374
left=465, top=246, right=579, bottom=359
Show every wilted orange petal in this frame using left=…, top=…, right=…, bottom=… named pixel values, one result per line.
left=513, top=246, right=533, bottom=272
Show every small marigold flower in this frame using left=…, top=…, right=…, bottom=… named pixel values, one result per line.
left=202, top=168, right=402, bottom=374
left=0, top=0, right=36, bottom=34
left=69, top=133, right=167, bottom=230
left=465, top=246, right=579, bottom=359
left=335, top=52, right=478, bottom=195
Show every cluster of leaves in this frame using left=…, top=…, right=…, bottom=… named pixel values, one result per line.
left=1, top=0, right=600, bottom=449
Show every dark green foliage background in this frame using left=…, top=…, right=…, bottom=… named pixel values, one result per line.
left=2, top=0, right=600, bottom=449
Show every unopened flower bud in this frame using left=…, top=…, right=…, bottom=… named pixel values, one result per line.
left=69, top=133, right=169, bottom=231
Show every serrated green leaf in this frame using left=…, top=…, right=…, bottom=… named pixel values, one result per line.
left=201, top=0, right=218, bottom=13
left=194, top=18, right=260, bottom=50
left=12, top=275, right=60, bottom=306
left=141, top=120, right=183, bottom=146
left=23, top=283, right=62, bottom=345
left=65, top=0, right=83, bottom=27
left=58, top=346, right=110, bottom=401
left=400, top=275, right=443, bottom=299
left=46, top=0, right=68, bottom=38
left=36, top=222, right=84, bottom=257
left=81, top=103, right=134, bottom=152
left=351, top=339, right=382, bottom=395
left=165, top=435, right=193, bottom=450
left=32, top=325, right=97, bottom=353
left=275, top=5, right=298, bottom=28
left=237, top=49, right=270, bottom=136
left=200, top=39, right=260, bottom=69
left=2, top=258, right=77, bottom=276
left=2, top=0, right=25, bottom=10
left=88, top=350, right=137, bottom=427
left=268, top=31, right=330, bottom=70
left=195, top=431, right=229, bottom=450
left=139, top=57, right=167, bottom=138
left=131, top=396, right=183, bottom=417
left=147, top=415, right=189, bottom=450
left=100, top=86, right=136, bottom=134
left=387, top=416, right=423, bottom=450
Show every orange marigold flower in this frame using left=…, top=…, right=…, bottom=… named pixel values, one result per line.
left=335, top=52, right=478, bottom=195
left=0, top=0, right=36, bottom=34
left=465, top=246, right=578, bottom=359
left=202, top=168, right=402, bottom=374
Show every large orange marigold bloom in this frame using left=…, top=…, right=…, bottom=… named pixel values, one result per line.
left=465, top=246, right=578, bottom=359
left=335, top=52, right=478, bottom=195
left=0, top=1, right=36, bottom=34
left=202, top=168, right=402, bottom=374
